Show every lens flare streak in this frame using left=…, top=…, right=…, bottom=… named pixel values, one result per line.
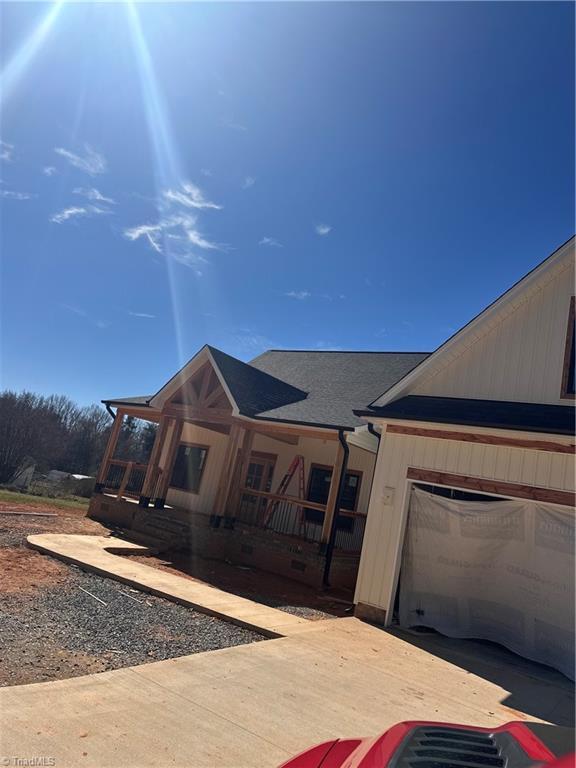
left=0, top=1, right=64, bottom=106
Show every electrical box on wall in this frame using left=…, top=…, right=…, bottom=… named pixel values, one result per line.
left=381, top=487, right=395, bottom=506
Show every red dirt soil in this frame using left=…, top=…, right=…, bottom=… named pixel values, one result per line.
left=0, top=500, right=108, bottom=593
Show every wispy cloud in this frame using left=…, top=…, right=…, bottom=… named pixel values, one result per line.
left=225, top=328, right=281, bottom=357
left=43, top=166, right=57, bottom=176
left=223, top=120, right=248, bottom=132
left=200, top=168, right=212, bottom=177
left=163, top=182, right=221, bottom=210
left=61, top=303, right=110, bottom=330
left=284, top=289, right=344, bottom=302
left=0, top=141, right=13, bottom=162
left=61, top=304, right=87, bottom=317
left=126, top=214, right=221, bottom=252
left=125, top=179, right=225, bottom=275
left=259, top=236, right=282, bottom=248
left=242, top=176, right=255, bottom=189
left=73, top=187, right=115, bottom=204
left=50, top=205, right=111, bottom=224
left=54, top=145, right=107, bottom=175
left=0, top=189, right=35, bottom=200
left=124, top=223, right=163, bottom=254
left=315, top=223, right=332, bottom=236
left=127, top=311, right=156, bottom=319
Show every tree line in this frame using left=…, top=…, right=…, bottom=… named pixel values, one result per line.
left=0, top=390, right=156, bottom=484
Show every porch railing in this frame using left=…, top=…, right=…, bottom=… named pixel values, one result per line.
left=101, top=459, right=156, bottom=500
left=236, top=487, right=366, bottom=553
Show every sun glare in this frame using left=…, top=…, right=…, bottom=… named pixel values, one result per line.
left=0, top=1, right=64, bottom=107
left=125, top=0, right=190, bottom=367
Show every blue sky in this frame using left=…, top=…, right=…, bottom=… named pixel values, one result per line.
left=0, top=1, right=574, bottom=405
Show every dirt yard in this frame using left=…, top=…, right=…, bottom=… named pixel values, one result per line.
left=124, top=549, right=354, bottom=620
left=0, top=495, right=106, bottom=594
left=0, top=496, right=262, bottom=686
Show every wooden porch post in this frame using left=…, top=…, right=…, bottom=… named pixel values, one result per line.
left=213, top=423, right=244, bottom=520
left=225, top=427, right=255, bottom=518
left=95, top=409, right=125, bottom=492
left=320, top=439, right=346, bottom=546
left=139, top=415, right=171, bottom=507
left=153, top=419, right=184, bottom=509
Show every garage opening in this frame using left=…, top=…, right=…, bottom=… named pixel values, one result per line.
left=397, top=484, right=575, bottom=680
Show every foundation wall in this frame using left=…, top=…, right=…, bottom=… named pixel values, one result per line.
left=88, top=494, right=359, bottom=590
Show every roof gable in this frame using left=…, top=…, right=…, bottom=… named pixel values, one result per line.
left=104, top=348, right=430, bottom=430
left=370, top=236, right=575, bottom=408
left=206, top=346, right=308, bottom=417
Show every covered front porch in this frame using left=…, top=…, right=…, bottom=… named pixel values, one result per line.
left=89, top=352, right=375, bottom=589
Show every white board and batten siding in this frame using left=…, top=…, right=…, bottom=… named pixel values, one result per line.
left=412, top=252, right=574, bottom=405
left=166, top=422, right=376, bottom=517
left=166, top=422, right=229, bottom=515
left=354, top=429, right=575, bottom=616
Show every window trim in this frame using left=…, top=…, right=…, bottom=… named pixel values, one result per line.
left=244, top=451, right=277, bottom=493
left=169, top=442, right=210, bottom=494
left=560, top=296, right=575, bottom=400
left=307, top=462, right=363, bottom=513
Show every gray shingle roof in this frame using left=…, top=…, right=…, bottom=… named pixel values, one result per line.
left=102, top=395, right=151, bottom=407
left=248, top=350, right=429, bottom=428
left=103, top=347, right=429, bottom=430
left=207, top=346, right=308, bottom=418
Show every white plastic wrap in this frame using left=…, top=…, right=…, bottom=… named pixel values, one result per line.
left=399, top=487, right=575, bottom=680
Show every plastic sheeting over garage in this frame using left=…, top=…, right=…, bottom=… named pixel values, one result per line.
left=399, top=487, right=575, bottom=680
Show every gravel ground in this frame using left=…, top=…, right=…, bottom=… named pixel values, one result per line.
left=0, top=568, right=263, bottom=686
left=0, top=520, right=52, bottom=548
left=230, top=590, right=335, bottom=620
left=0, top=508, right=264, bottom=686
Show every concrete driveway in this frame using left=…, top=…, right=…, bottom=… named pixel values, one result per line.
left=1, top=617, right=572, bottom=768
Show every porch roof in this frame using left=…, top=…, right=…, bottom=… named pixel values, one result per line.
left=103, top=347, right=429, bottom=430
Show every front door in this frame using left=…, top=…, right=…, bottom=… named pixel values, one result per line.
left=239, top=454, right=275, bottom=524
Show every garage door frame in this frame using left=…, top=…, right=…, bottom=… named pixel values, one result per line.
left=384, top=467, right=575, bottom=627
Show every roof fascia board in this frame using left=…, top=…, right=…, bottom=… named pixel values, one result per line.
left=114, top=405, right=162, bottom=421
left=235, top=413, right=350, bottom=435
left=148, top=345, right=239, bottom=415
left=204, top=347, right=240, bottom=417
left=370, top=237, right=575, bottom=408
left=360, top=415, right=575, bottom=443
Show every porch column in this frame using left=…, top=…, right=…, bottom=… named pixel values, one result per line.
left=94, top=409, right=125, bottom=493
left=153, top=418, right=183, bottom=509
left=213, top=423, right=244, bottom=520
left=320, top=439, right=346, bottom=547
left=139, top=415, right=171, bottom=507
left=225, top=427, right=255, bottom=518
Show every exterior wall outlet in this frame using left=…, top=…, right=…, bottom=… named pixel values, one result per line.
left=381, top=487, right=395, bottom=505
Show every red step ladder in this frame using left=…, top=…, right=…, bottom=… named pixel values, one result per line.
left=263, top=455, right=306, bottom=529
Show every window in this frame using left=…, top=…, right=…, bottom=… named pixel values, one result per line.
left=561, top=296, right=575, bottom=399
left=305, top=465, right=362, bottom=532
left=170, top=444, right=208, bottom=493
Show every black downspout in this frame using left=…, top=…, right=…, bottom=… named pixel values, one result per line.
left=367, top=423, right=380, bottom=442
left=364, top=423, right=382, bottom=524
left=95, top=405, right=117, bottom=494
left=322, top=429, right=350, bottom=588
